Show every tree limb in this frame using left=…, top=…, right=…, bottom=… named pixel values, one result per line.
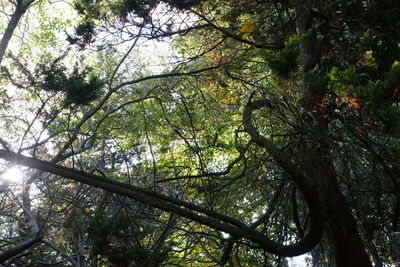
left=0, top=149, right=322, bottom=257
left=242, top=98, right=324, bottom=255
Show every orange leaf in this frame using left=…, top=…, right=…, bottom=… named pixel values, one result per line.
left=163, top=185, right=169, bottom=195
left=349, top=99, right=361, bottom=109
left=357, top=126, right=367, bottom=135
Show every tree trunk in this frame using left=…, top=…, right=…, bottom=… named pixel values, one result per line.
left=324, top=167, right=372, bottom=266
left=0, top=0, right=34, bottom=64
left=300, top=142, right=371, bottom=266
left=294, top=0, right=372, bottom=264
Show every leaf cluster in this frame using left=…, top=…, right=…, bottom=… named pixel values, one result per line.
left=38, top=59, right=104, bottom=106
left=267, top=35, right=302, bottom=78
left=87, top=210, right=168, bottom=266
left=362, top=61, right=400, bottom=132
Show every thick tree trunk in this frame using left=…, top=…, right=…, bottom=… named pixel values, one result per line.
left=294, top=0, right=372, bottom=264
left=318, top=153, right=371, bottom=266
left=299, top=139, right=372, bottom=266
left=324, top=174, right=372, bottom=266
left=299, top=141, right=372, bottom=266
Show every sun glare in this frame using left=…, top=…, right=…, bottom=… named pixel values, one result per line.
left=1, top=167, right=24, bottom=183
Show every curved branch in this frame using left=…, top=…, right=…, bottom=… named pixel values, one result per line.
left=1, top=149, right=319, bottom=256
left=191, top=9, right=283, bottom=50
left=111, top=65, right=220, bottom=92
left=155, top=143, right=247, bottom=183
left=221, top=181, right=286, bottom=265
left=242, top=97, right=324, bottom=255
left=53, top=65, right=220, bottom=162
left=0, top=232, right=41, bottom=263
left=0, top=201, right=41, bottom=263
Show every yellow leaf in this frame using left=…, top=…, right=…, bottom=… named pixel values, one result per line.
left=202, top=1, right=210, bottom=11
left=27, top=259, right=32, bottom=264
left=242, top=32, right=251, bottom=39
left=83, top=207, right=90, bottom=213
left=240, top=21, right=256, bottom=39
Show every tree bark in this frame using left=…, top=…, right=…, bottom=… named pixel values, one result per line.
left=302, top=145, right=371, bottom=266
left=0, top=205, right=41, bottom=264
left=294, top=0, right=372, bottom=265
left=324, top=171, right=372, bottom=266
left=0, top=0, right=35, bottom=64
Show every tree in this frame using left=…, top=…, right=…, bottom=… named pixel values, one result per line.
left=0, top=0, right=37, bottom=64
left=0, top=0, right=399, bottom=265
